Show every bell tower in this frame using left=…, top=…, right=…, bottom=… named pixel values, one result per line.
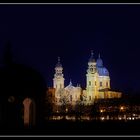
left=86, top=51, right=98, bottom=103
left=53, top=57, right=64, bottom=91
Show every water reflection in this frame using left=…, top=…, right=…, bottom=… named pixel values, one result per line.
left=48, top=114, right=140, bottom=121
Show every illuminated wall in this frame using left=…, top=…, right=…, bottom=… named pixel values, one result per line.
left=53, top=57, right=65, bottom=103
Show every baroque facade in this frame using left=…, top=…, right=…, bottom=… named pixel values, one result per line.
left=48, top=51, right=122, bottom=111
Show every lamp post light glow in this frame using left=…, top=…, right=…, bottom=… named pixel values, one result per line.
left=120, top=106, right=124, bottom=111
left=101, top=117, right=104, bottom=121
left=66, top=108, right=68, bottom=112
left=100, top=109, right=103, bottom=113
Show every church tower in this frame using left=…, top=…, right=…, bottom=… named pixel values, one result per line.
left=53, top=57, right=64, bottom=91
left=86, top=51, right=99, bottom=103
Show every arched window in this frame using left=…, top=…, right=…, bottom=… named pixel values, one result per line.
left=89, top=81, right=91, bottom=86
left=100, top=82, right=102, bottom=87
left=89, top=96, right=91, bottom=101
left=70, top=95, right=72, bottom=102
left=95, top=81, right=96, bottom=86
left=23, top=98, right=35, bottom=127
left=90, top=68, right=93, bottom=71
left=106, top=82, right=108, bottom=87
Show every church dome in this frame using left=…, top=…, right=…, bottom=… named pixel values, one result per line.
left=97, top=67, right=109, bottom=76
left=96, top=53, right=109, bottom=76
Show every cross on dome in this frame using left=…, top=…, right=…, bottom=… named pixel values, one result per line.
left=98, top=53, right=100, bottom=58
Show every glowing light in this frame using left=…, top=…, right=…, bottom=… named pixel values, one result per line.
left=128, top=117, right=131, bottom=120
left=23, top=98, right=32, bottom=126
left=107, top=115, right=109, bottom=120
left=118, top=117, right=122, bottom=120
left=100, top=109, right=103, bottom=113
left=132, top=117, right=135, bottom=120
left=101, top=117, right=104, bottom=120
left=66, top=108, right=68, bottom=112
left=120, top=106, right=124, bottom=111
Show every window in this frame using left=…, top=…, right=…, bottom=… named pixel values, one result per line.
left=100, top=82, right=102, bottom=87
left=106, top=82, right=108, bottom=87
left=80, top=95, right=83, bottom=101
left=89, top=81, right=91, bottom=86
left=95, top=81, right=96, bottom=86
left=70, top=95, right=72, bottom=102
left=89, top=96, right=91, bottom=101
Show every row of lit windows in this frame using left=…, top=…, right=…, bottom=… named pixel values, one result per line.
left=56, top=84, right=63, bottom=88
left=89, top=81, right=108, bottom=87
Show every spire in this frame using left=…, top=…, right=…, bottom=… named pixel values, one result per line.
left=77, top=83, right=81, bottom=87
left=98, top=53, right=100, bottom=59
left=89, top=50, right=95, bottom=62
left=91, top=50, right=94, bottom=57
left=58, top=56, right=60, bottom=63
left=97, top=53, right=103, bottom=67
left=56, top=56, right=62, bottom=67
left=69, top=79, right=72, bottom=86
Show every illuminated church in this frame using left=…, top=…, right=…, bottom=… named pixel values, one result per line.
left=48, top=51, right=122, bottom=109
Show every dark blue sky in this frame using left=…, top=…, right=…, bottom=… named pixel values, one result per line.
left=0, top=4, right=139, bottom=92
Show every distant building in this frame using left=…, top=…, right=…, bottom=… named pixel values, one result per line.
left=47, top=51, right=122, bottom=112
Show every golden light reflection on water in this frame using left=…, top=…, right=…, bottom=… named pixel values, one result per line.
left=49, top=114, right=140, bottom=121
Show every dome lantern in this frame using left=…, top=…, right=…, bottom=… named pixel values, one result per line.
left=96, top=53, right=103, bottom=67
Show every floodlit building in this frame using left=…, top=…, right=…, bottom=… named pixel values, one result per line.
left=47, top=51, right=122, bottom=110
left=52, top=57, right=81, bottom=106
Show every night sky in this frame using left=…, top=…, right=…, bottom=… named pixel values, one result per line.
left=0, top=4, right=139, bottom=93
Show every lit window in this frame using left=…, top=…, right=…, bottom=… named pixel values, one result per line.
left=100, top=82, right=102, bottom=87
left=89, top=81, right=91, bottom=86
left=95, top=81, right=96, bottom=86
left=106, top=82, right=108, bottom=87
left=70, top=95, right=72, bottom=101
left=89, top=96, right=91, bottom=100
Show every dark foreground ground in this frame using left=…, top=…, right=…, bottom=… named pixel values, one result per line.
left=1, top=120, right=140, bottom=136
